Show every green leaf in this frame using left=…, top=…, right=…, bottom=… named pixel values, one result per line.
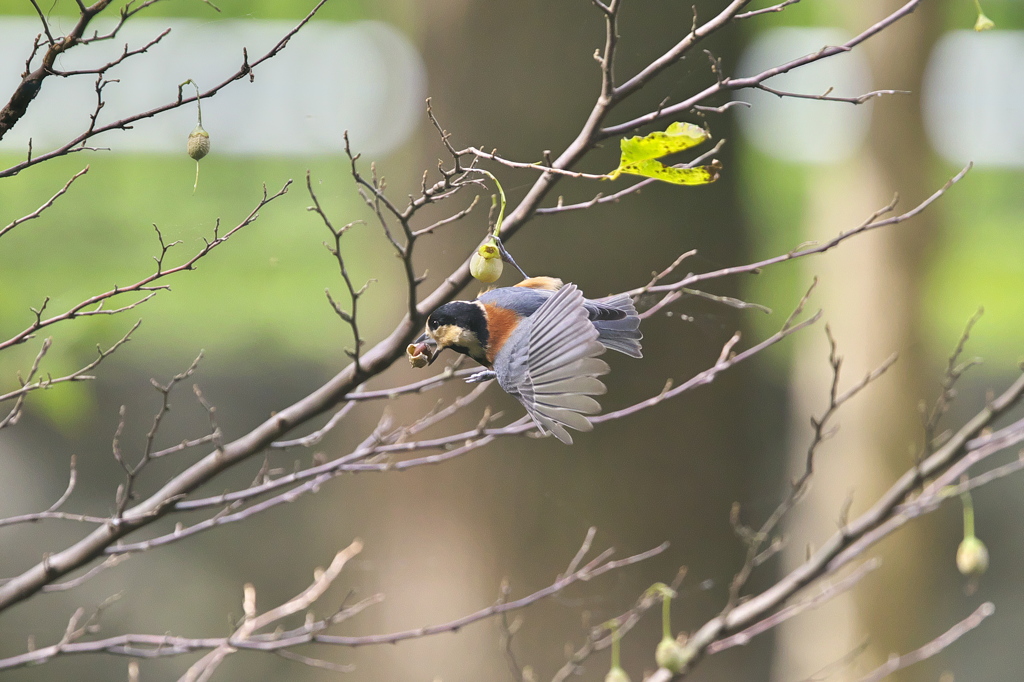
left=607, top=122, right=719, bottom=185
left=614, top=159, right=720, bottom=185
left=619, top=122, right=709, bottom=164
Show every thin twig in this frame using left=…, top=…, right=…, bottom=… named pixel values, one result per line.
left=857, top=602, right=994, bottom=682
left=0, top=184, right=290, bottom=353
left=0, top=167, right=89, bottom=239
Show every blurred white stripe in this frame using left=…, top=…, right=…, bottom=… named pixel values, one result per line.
left=923, top=30, right=1024, bottom=168
left=736, top=26, right=1024, bottom=168
left=0, top=17, right=427, bottom=156
left=735, top=28, right=873, bottom=165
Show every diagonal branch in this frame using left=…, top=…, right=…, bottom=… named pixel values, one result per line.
left=641, top=369, right=1024, bottom=681
left=602, top=0, right=922, bottom=137
left=0, top=167, right=89, bottom=239
left=857, top=602, right=995, bottom=682
left=0, top=182, right=290, bottom=353
left=632, top=164, right=971, bottom=300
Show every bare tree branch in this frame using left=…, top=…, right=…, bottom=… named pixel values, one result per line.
left=0, top=534, right=665, bottom=671
left=641, top=369, right=1024, bottom=681
left=602, top=0, right=923, bottom=137
left=180, top=540, right=364, bottom=682
left=631, top=164, right=971, bottom=302
left=0, top=167, right=89, bottom=239
left=0, top=321, right=141, bottom=408
left=857, top=602, right=995, bottom=682
left=755, top=82, right=908, bottom=105
left=735, top=0, right=803, bottom=19
left=0, top=182, right=290, bottom=353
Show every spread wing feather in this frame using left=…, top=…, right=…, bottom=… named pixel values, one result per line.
left=494, top=284, right=609, bottom=444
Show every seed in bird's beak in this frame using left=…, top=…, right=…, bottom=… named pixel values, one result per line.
left=407, top=342, right=433, bottom=368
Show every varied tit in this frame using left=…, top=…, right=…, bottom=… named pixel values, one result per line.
left=408, top=277, right=642, bottom=444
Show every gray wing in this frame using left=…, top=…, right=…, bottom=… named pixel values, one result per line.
left=493, top=284, right=609, bottom=445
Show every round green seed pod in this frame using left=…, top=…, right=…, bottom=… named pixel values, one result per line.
left=470, top=243, right=503, bottom=283
left=605, top=665, right=631, bottom=682
left=188, top=124, right=211, bottom=160
left=655, top=636, right=691, bottom=674
left=974, top=12, right=995, bottom=31
left=957, top=536, right=989, bottom=576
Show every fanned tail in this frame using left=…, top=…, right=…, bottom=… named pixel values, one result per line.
left=593, top=293, right=643, bottom=358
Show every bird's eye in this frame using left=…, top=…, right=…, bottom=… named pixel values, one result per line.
left=429, top=318, right=439, bottom=329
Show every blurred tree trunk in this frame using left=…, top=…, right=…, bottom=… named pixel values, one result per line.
left=772, top=2, right=944, bottom=680
left=407, top=2, right=763, bottom=680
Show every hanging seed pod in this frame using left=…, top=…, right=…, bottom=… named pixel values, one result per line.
left=957, top=488, right=989, bottom=577
left=973, top=0, right=995, bottom=30
left=957, top=536, right=990, bottom=576
left=974, top=12, right=995, bottom=31
left=655, top=635, right=691, bottom=673
left=605, top=666, right=631, bottom=682
left=188, top=123, right=211, bottom=160
left=649, top=582, right=690, bottom=673
left=182, top=79, right=210, bottom=192
left=470, top=242, right=503, bottom=283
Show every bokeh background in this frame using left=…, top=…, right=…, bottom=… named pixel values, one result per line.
left=1, top=1, right=1022, bottom=680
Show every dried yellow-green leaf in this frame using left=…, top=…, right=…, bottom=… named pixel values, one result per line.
left=614, top=159, right=720, bottom=185
left=619, top=122, right=708, bottom=165
left=606, top=122, right=718, bottom=185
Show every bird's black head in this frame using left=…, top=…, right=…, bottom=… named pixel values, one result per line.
left=422, top=301, right=490, bottom=365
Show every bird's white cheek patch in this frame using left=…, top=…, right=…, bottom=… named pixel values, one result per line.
left=434, top=325, right=460, bottom=348
left=435, top=325, right=484, bottom=359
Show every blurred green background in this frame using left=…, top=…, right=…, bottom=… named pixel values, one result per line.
left=1, top=1, right=1022, bottom=681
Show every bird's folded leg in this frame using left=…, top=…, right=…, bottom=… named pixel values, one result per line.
left=465, top=370, right=497, bottom=384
